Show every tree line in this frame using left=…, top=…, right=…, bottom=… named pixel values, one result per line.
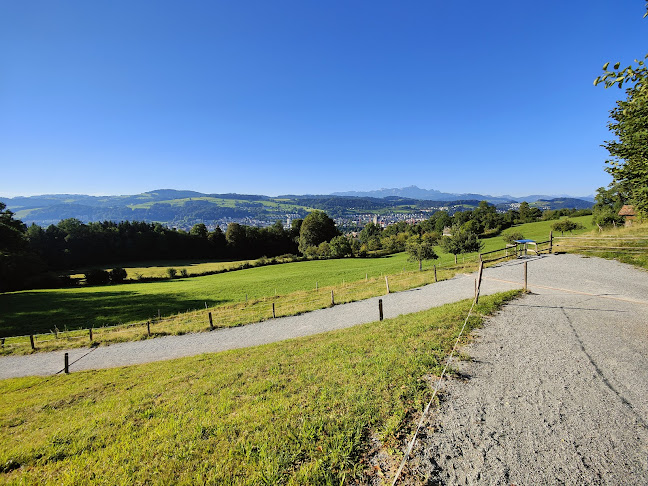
left=0, top=201, right=591, bottom=292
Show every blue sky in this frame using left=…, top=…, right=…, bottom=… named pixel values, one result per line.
left=1, top=1, right=645, bottom=198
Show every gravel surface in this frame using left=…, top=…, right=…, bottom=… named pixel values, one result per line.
left=400, top=254, right=648, bottom=485
left=0, top=268, right=518, bottom=379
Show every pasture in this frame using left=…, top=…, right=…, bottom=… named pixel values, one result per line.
left=0, top=292, right=519, bottom=485
left=0, top=215, right=593, bottom=340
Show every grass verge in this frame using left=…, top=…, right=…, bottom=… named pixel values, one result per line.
left=0, top=290, right=521, bottom=485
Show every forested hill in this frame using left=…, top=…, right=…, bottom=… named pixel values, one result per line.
left=0, top=189, right=593, bottom=228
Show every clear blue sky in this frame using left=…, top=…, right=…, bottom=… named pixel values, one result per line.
left=1, top=1, right=645, bottom=198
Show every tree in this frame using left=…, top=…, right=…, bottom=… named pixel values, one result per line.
left=110, top=267, right=127, bottom=284
left=594, top=3, right=648, bottom=215
left=329, top=236, right=353, bottom=258
left=552, top=219, right=583, bottom=236
left=0, top=203, right=44, bottom=292
left=502, top=231, right=524, bottom=245
left=298, top=211, right=339, bottom=254
left=405, top=234, right=438, bottom=271
left=85, top=269, right=110, bottom=286
left=190, top=223, right=208, bottom=238
left=441, top=229, right=483, bottom=264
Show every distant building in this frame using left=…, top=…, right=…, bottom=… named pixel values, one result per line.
left=618, top=205, right=637, bottom=227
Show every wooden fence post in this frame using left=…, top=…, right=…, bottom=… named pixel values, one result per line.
left=331, top=290, right=335, bottom=306
left=64, top=352, right=69, bottom=374
left=208, top=312, right=214, bottom=330
left=147, top=321, right=151, bottom=336
left=89, top=328, right=93, bottom=342
left=272, top=303, right=276, bottom=318
left=30, top=334, right=35, bottom=350
left=385, top=276, right=390, bottom=294
left=475, top=261, right=484, bottom=303
left=524, top=261, right=528, bottom=291
left=365, top=273, right=368, bottom=281
left=315, top=281, right=318, bottom=290
left=379, top=299, right=384, bottom=321
left=434, top=265, right=437, bottom=282
left=549, top=231, right=553, bottom=254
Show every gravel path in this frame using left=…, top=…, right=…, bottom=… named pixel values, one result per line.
left=0, top=268, right=518, bottom=379
left=403, top=254, right=648, bottom=484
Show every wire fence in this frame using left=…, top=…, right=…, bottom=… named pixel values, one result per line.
left=553, top=235, right=648, bottom=254
left=1, top=259, right=480, bottom=355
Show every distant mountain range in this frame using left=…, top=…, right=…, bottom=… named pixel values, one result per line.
left=331, top=185, right=595, bottom=203
left=0, top=187, right=594, bottom=228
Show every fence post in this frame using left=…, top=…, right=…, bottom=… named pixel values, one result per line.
left=64, top=352, right=69, bottom=374
left=30, top=334, right=35, bottom=350
left=208, top=312, right=214, bottom=330
left=379, top=299, right=384, bottom=321
left=272, top=302, right=276, bottom=318
left=549, top=231, right=553, bottom=254
left=524, top=261, right=528, bottom=291
left=475, top=261, right=484, bottom=304
left=434, top=265, right=437, bottom=282
left=89, top=328, right=93, bottom=342
left=385, top=276, right=390, bottom=294
left=366, top=273, right=368, bottom=281
left=147, top=321, right=151, bottom=336
left=331, top=290, right=335, bottom=306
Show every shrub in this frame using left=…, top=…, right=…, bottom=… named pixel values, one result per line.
left=502, top=231, right=524, bottom=245
left=166, top=268, right=178, bottom=278
left=552, top=219, right=584, bottom=235
left=85, top=269, right=110, bottom=286
left=110, top=267, right=127, bottom=284
left=180, top=269, right=189, bottom=278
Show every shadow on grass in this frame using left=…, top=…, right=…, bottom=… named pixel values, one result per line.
left=0, top=290, right=227, bottom=338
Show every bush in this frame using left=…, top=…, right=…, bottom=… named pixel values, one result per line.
left=551, top=219, right=584, bottom=235
left=180, top=269, right=189, bottom=278
left=85, top=269, right=110, bottom=286
left=502, top=231, right=524, bottom=245
left=167, top=268, right=178, bottom=279
left=110, top=267, right=127, bottom=284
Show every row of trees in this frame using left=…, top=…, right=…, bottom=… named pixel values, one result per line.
left=1, top=199, right=588, bottom=292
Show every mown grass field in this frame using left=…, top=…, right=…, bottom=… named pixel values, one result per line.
left=68, top=258, right=257, bottom=280
left=0, top=215, right=593, bottom=341
left=0, top=291, right=520, bottom=485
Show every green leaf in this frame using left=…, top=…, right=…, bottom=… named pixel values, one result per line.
left=603, top=62, right=610, bottom=70
left=614, top=62, right=621, bottom=70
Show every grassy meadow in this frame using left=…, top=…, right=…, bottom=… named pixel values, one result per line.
left=0, top=215, right=593, bottom=344
left=68, top=258, right=257, bottom=280
left=553, top=221, right=648, bottom=269
left=0, top=291, right=520, bottom=485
